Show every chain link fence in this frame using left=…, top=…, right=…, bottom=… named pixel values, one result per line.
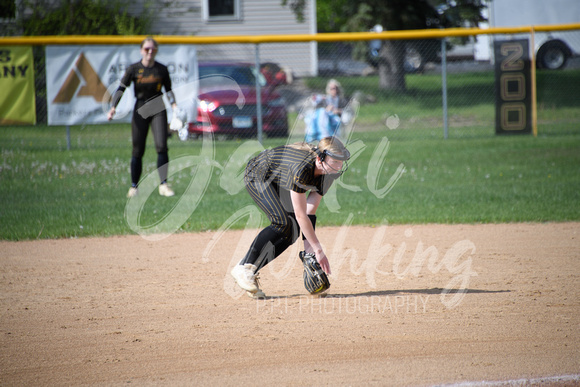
left=19, top=28, right=580, bottom=140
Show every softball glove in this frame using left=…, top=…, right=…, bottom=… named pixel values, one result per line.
left=299, top=251, right=330, bottom=294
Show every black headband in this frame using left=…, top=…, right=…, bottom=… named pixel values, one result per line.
left=315, top=147, right=351, bottom=161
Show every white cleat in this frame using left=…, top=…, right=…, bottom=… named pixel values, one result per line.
left=127, top=187, right=138, bottom=198
left=231, top=264, right=260, bottom=293
left=158, top=183, right=175, bottom=197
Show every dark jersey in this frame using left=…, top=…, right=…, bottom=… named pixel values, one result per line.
left=111, top=61, right=175, bottom=107
left=245, top=146, right=336, bottom=195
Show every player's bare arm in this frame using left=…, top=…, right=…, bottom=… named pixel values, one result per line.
left=290, top=190, right=331, bottom=274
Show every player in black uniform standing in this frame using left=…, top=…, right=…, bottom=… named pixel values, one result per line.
left=108, top=37, right=177, bottom=198
left=231, top=136, right=351, bottom=298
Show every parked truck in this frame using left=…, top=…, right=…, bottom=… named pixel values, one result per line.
left=475, top=0, right=580, bottom=69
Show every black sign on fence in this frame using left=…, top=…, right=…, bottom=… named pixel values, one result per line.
left=494, top=39, right=532, bottom=135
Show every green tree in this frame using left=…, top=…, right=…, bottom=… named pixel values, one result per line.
left=12, top=0, right=153, bottom=36
left=287, top=0, right=488, bottom=91
left=2, top=0, right=154, bottom=125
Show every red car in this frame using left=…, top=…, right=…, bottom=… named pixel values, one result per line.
left=188, top=62, right=289, bottom=138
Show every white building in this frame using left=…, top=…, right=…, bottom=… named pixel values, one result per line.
left=141, top=0, right=318, bottom=76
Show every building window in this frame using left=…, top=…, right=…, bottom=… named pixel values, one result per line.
left=204, top=0, right=240, bottom=21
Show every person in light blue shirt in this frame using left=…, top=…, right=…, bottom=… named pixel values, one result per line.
left=304, top=79, right=348, bottom=142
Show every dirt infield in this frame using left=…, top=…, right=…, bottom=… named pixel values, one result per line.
left=1, top=223, right=579, bottom=386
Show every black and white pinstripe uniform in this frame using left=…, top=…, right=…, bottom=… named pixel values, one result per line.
left=241, top=145, right=336, bottom=272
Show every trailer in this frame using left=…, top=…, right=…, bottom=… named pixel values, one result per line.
left=474, top=0, right=580, bottom=69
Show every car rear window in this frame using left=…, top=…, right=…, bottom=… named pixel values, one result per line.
left=199, top=65, right=257, bottom=86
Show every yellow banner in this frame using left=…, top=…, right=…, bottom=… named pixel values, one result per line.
left=0, top=46, right=36, bottom=125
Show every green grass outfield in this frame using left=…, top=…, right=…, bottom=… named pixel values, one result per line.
left=1, top=123, right=579, bottom=240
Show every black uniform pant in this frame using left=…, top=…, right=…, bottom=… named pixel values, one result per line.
left=130, top=100, right=169, bottom=187
left=241, top=176, right=316, bottom=272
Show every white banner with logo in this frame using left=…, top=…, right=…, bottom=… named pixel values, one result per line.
left=46, top=45, right=197, bottom=126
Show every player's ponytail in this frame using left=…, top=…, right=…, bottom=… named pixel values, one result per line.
left=316, top=136, right=350, bottom=162
left=288, top=136, right=350, bottom=163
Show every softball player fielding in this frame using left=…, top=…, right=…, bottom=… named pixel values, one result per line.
left=231, top=136, right=351, bottom=298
